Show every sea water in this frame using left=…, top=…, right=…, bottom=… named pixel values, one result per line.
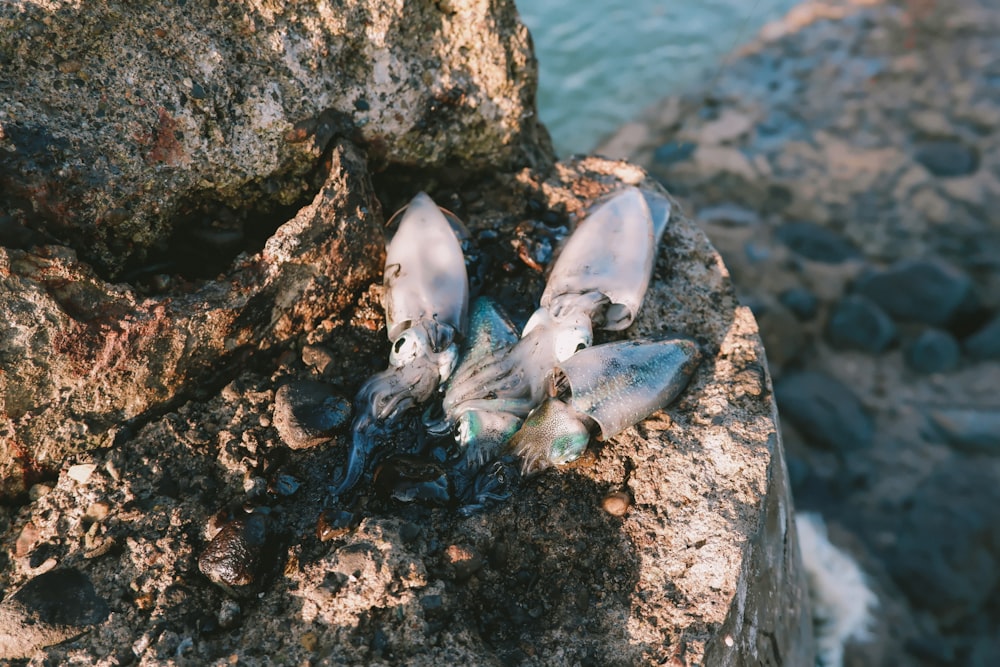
left=519, top=0, right=799, bottom=155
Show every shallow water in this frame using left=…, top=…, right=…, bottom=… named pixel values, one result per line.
left=519, top=0, right=799, bottom=155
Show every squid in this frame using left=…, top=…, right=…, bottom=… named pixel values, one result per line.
left=331, top=192, right=469, bottom=497
left=439, top=186, right=676, bottom=467
left=507, top=337, right=701, bottom=474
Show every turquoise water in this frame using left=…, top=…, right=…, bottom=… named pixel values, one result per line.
left=519, top=0, right=799, bottom=155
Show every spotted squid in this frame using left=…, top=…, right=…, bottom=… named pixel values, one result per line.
left=331, top=192, right=469, bottom=496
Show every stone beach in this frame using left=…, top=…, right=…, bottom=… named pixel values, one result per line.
left=599, top=0, right=1000, bottom=663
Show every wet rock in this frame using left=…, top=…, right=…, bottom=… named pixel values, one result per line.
left=927, top=408, right=1000, bottom=454
left=826, top=295, right=896, bottom=353
left=373, top=456, right=451, bottom=506
left=272, top=380, right=351, bottom=450
left=963, top=314, right=1000, bottom=360
left=855, top=259, right=973, bottom=326
left=774, top=222, right=861, bottom=263
left=904, top=329, right=960, bottom=374
left=316, top=510, right=359, bottom=542
left=914, top=141, right=979, bottom=178
left=779, top=287, right=820, bottom=321
left=198, top=512, right=269, bottom=595
left=443, top=544, right=483, bottom=581
left=774, top=371, right=874, bottom=451
left=0, top=569, right=110, bottom=660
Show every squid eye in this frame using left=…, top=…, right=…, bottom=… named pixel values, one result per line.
left=553, top=327, right=591, bottom=362
left=389, top=330, right=424, bottom=367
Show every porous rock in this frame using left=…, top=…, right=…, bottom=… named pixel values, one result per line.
left=0, top=142, right=384, bottom=497
left=0, top=0, right=551, bottom=277
left=0, top=158, right=814, bottom=665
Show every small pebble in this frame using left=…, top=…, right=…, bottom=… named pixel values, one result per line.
left=778, top=287, right=819, bottom=321
left=67, top=463, right=97, bottom=484
left=963, top=313, right=1000, bottom=360
left=653, top=140, right=696, bottom=166
left=316, top=510, right=357, bottom=542
left=774, top=222, right=861, bottom=263
left=444, top=544, right=483, bottom=580
left=217, top=599, right=242, bottom=630
left=855, top=259, right=973, bottom=326
left=601, top=491, right=632, bottom=517
left=697, top=203, right=761, bottom=227
left=904, top=329, right=960, bottom=374
left=85, top=502, right=111, bottom=522
left=774, top=371, right=874, bottom=451
left=914, top=140, right=978, bottom=178
left=301, top=344, right=336, bottom=374
left=272, top=380, right=351, bottom=450
left=927, top=408, right=1000, bottom=454
left=28, top=484, right=52, bottom=501
left=198, top=512, right=268, bottom=592
left=826, top=295, right=896, bottom=353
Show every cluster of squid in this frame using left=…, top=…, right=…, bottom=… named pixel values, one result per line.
left=330, top=187, right=702, bottom=512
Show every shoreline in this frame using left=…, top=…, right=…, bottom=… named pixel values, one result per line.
left=598, top=0, right=1000, bottom=664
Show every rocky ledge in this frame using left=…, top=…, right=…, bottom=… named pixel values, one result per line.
left=1, top=0, right=808, bottom=664
left=600, top=0, right=1000, bottom=663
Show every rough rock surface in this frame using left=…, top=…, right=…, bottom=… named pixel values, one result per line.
left=599, top=0, right=1000, bottom=663
left=0, top=157, right=810, bottom=664
left=0, top=0, right=551, bottom=278
left=0, top=142, right=384, bottom=498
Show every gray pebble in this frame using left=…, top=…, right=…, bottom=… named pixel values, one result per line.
left=774, top=371, right=874, bottom=451
left=855, top=259, right=973, bottom=326
left=964, top=313, right=1000, bottom=360
left=0, top=569, right=110, bottom=660
left=927, top=408, right=1000, bottom=454
left=914, top=140, right=978, bottom=178
left=826, top=295, right=896, bottom=353
left=273, top=380, right=351, bottom=450
left=778, top=287, right=819, bottom=321
left=774, top=221, right=861, bottom=263
left=905, top=329, right=960, bottom=374
left=697, top=203, right=761, bottom=227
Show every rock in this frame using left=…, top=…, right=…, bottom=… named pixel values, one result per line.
left=855, top=259, right=973, bottom=326
left=885, top=463, right=1000, bottom=627
left=927, top=408, right=1000, bottom=454
left=652, top=140, right=696, bottom=166
left=774, top=222, right=861, bottom=264
left=779, top=287, right=820, bottom=321
left=697, top=203, right=762, bottom=227
left=904, top=329, right=961, bottom=374
left=198, top=512, right=270, bottom=595
left=914, top=141, right=979, bottom=178
left=0, top=569, right=110, bottom=660
left=699, top=109, right=756, bottom=145
left=0, top=143, right=383, bottom=498
left=272, top=380, right=351, bottom=450
left=826, top=295, right=897, bottom=353
left=601, top=491, right=632, bottom=516
left=0, top=0, right=550, bottom=278
left=774, top=371, right=874, bottom=451
left=964, top=313, right=1000, bottom=360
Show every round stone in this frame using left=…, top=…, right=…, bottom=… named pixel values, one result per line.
left=904, top=329, right=960, bottom=374
left=826, top=295, right=897, bottom=354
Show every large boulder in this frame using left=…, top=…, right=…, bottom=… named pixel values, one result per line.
left=0, top=0, right=551, bottom=277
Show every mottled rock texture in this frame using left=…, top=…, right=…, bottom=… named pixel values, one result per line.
left=0, top=157, right=812, bottom=665
left=0, top=0, right=551, bottom=278
left=0, top=0, right=810, bottom=664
